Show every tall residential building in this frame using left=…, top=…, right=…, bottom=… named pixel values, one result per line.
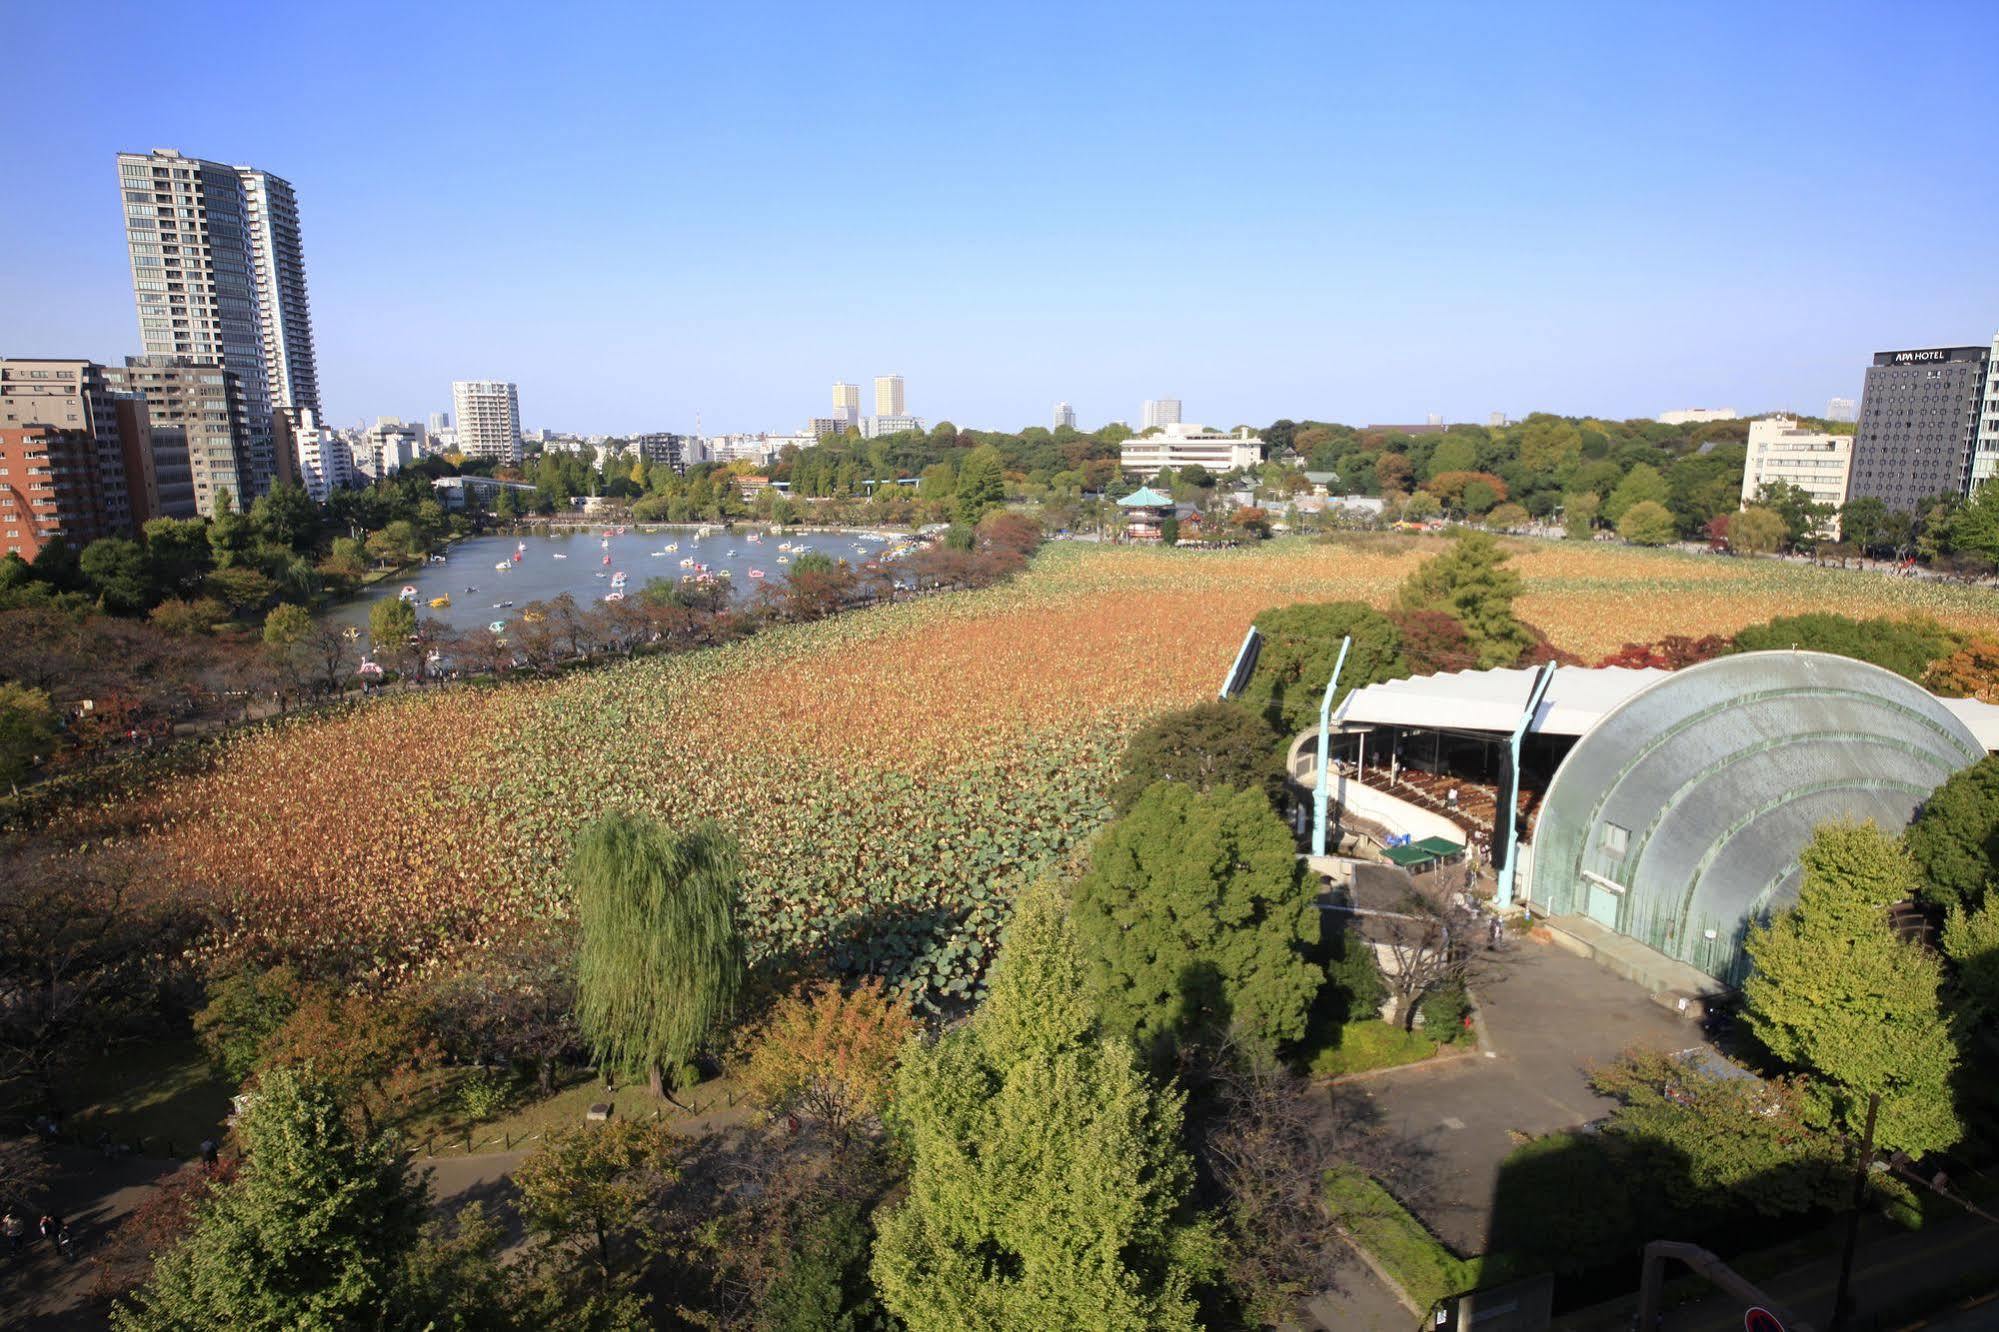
left=0, top=426, right=119, bottom=561
left=1973, top=334, right=1999, bottom=490
left=358, top=419, right=422, bottom=479
left=1826, top=396, right=1856, bottom=423
left=1053, top=401, right=1076, bottom=431
left=0, top=358, right=162, bottom=533
left=105, top=356, right=260, bottom=517
left=629, top=433, right=687, bottom=473
left=291, top=409, right=355, bottom=502
left=807, top=417, right=846, bottom=440
left=427, top=411, right=450, bottom=436
left=451, top=380, right=522, bottom=464
left=874, top=374, right=905, bottom=417
left=1741, top=416, right=1852, bottom=527
left=832, top=381, right=861, bottom=425
left=1846, top=341, right=1995, bottom=507
left=115, top=149, right=320, bottom=494
left=1141, top=398, right=1183, bottom=431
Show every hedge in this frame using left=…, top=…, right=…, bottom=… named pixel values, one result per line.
left=1323, top=1167, right=1517, bottom=1311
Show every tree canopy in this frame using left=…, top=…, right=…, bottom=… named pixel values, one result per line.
left=1237, top=600, right=1406, bottom=737
left=1396, top=532, right=1534, bottom=668
left=1729, top=613, right=1962, bottom=685
left=1073, top=783, right=1322, bottom=1059
left=1743, top=821, right=1961, bottom=1156
left=871, top=884, right=1218, bottom=1330
left=1108, top=701, right=1284, bottom=814
left=571, top=814, right=744, bottom=1095
left=1904, top=755, right=1999, bottom=911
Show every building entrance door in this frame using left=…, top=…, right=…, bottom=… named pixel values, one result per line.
left=1585, top=882, right=1620, bottom=929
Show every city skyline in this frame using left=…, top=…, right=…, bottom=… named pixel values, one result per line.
left=3, top=2, right=1997, bottom=434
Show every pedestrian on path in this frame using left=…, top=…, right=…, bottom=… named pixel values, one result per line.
left=3, top=1209, right=23, bottom=1254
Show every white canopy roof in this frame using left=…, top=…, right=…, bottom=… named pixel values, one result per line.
left=1332, top=665, right=1671, bottom=737
left=1332, top=663, right=1999, bottom=751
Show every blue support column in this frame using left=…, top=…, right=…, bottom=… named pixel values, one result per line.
left=1310, top=636, right=1354, bottom=858
left=1495, top=660, right=1558, bottom=907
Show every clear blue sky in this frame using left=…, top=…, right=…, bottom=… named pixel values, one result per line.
left=3, top=0, right=1995, bottom=436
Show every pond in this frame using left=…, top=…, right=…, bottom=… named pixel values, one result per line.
left=323, top=526, right=896, bottom=644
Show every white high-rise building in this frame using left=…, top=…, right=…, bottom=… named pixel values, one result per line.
left=291, top=409, right=355, bottom=501
left=117, top=148, right=321, bottom=496
left=1142, top=398, right=1183, bottom=431
left=427, top=411, right=450, bottom=435
left=1658, top=407, right=1739, bottom=425
left=451, top=380, right=522, bottom=464
left=1825, top=396, right=1856, bottom=424
left=833, top=380, right=861, bottom=425
left=1053, top=401, right=1076, bottom=431
left=874, top=374, right=905, bottom=416
left=1740, top=416, right=1852, bottom=517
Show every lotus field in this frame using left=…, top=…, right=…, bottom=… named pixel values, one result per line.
left=80, top=537, right=1999, bottom=1002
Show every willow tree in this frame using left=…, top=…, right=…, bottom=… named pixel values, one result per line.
left=571, top=814, right=744, bottom=1098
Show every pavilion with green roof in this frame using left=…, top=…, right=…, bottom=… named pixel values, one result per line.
left=1117, top=486, right=1175, bottom=543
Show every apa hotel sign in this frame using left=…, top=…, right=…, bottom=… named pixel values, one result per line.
left=1888, top=348, right=1951, bottom=364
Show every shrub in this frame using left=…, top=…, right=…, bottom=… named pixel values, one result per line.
left=1730, top=612, right=1962, bottom=684
left=1108, top=701, right=1284, bottom=814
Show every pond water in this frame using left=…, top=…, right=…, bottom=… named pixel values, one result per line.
left=324, top=526, right=890, bottom=642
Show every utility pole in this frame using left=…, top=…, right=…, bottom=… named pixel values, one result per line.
left=1828, top=1093, right=1881, bottom=1332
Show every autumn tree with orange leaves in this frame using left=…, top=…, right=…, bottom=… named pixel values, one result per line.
left=738, top=979, right=918, bottom=1143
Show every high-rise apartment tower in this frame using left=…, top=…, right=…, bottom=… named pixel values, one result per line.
left=833, top=381, right=861, bottom=425
left=115, top=149, right=322, bottom=498
left=874, top=375, right=905, bottom=417
left=451, top=381, right=522, bottom=464
left=1054, top=401, right=1076, bottom=431
left=1142, top=398, right=1182, bottom=431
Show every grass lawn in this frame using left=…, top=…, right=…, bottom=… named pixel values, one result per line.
left=1303, top=1018, right=1459, bottom=1079
left=391, top=1065, right=753, bottom=1156
left=54, top=1038, right=233, bottom=1156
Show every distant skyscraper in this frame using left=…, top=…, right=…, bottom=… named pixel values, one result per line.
left=1488, top=411, right=1509, bottom=428
left=1054, top=401, right=1076, bottom=431
left=1142, top=398, right=1182, bottom=431
left=874, top=374, right=905, bottom=417
left=428, top=411, right=450, bottom=435
left=451, top=381, right=522, bottom=464
left=116, top=149, right=321, bottom=490
left=833, top=380, right=861, bottom=425
left=1825, top=396, right=1855, bottom=423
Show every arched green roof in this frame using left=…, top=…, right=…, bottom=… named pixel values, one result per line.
left=1526, top=650, right=1981, bottom=984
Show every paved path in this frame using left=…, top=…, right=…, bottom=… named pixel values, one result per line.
left=1304, top=938, right=1697, bottom=1328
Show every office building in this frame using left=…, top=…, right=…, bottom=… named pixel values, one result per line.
left=291, top=409, right=355, bottom=501
left=1826, top=397, right=1856, bottom=424
left=0, top=358, right=162, bottom=533
left=1846, top=341, right=1995, bottom=507
left=861, top=414, right=925, bottom=439
left=451, top=380, right=522, bottom=464
left=807, top=417, right=847, bottom=440
left=1054, top=401, right=1076, bottom=431
left=358, top=419, right=422, bottom=479
left=1659, top=407, right=1740, bottom=426
left=0, top=426, right=120, bottom=560
left=1119, top=423, right=1262, bottom=478
left=115, top=149, right=319, bottom=487
left=1488, top=411, right=1510, bottom=428
left=833, top=381, right=861, bottom=425
left=104, top=356, right=261, bottom=517
left=1142, top=398, right=1182, bottom=431
left=427, top=411, right=450, bottom=435
left=1740, top=417, right=1851, bottom=530
left=874, top=374, right=905, bottom=417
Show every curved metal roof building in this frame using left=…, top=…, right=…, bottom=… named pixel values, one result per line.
left=1525, top=650, right=1983, bottom=984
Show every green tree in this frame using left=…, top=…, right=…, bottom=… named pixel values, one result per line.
left=1401, top=491, right=1441, bottom=522
left=262, top=602, right=312, bottom=649
left=1616, top=499, right=1677, bottom=546
left=1604, top=463, right=1669, bottom=523
left=1743, top=821, right=1961, bottom=1156
left=1073, top=784, right=1321, bottom=1058
left=512, top=1119, right=679, bottom=1321
left=369, top=595, right=417, bottom=650
left=192, top=961, right=302, bottom=1084
left=954, top=445, right=1006, bottom=524
left=1730, top=613, right=1961, bottom=685
left=142, top=517, right=215, bottom=598
left=1396, top=531, right=1533, bottom=668
left=871, top=884, right=1218, bottom=1331
left=1237, top=601, right=1406, bottom=737
left=1839, top=496, right=1892, bottom=555
left=571, top=815, right=744, bottom=1096
left=0, top=682, right=59, bottom=788
left=1109, top=701, right=1284, bottom=814
left=249, top=482, right=321, bottom=553
left=111, top=1067, right=430, bottom=1330
left=206, top=565, right=277, bottom=616
left=1755, top=480, right=1834, bottom=547
left=1562, top=490, right=1600, bottom=538
left=1728, top=505, right=1788, bottom=555
left=1904, top=755, right=1999, bottom=911
left=80, top=537, right=155, bottom=613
